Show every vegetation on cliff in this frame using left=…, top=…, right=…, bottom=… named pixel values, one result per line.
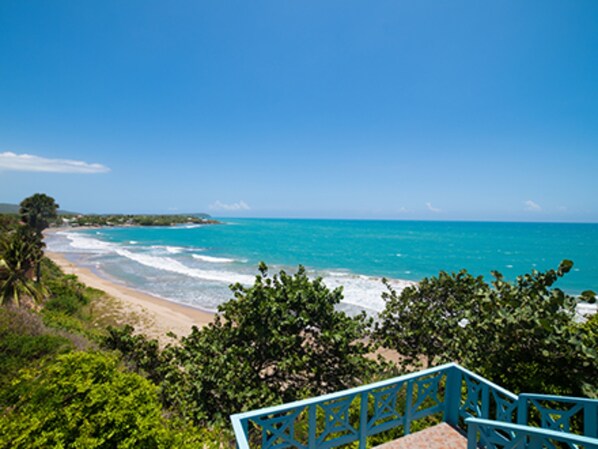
left=59, top=213, right=217, bottom=227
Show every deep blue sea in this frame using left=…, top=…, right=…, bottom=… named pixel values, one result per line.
left=46, top=219, right=598, bottom=314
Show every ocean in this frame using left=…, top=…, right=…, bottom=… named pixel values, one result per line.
left=45, top=218, right=598, bottom=315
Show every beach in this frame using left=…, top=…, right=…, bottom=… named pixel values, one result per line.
left=46, top=250, right=214, bottom=342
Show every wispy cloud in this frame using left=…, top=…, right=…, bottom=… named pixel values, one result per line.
left=0, top=152, right=110, bottom=174
left=210, top=200, right=251, bottom=211
left=524, top=200, right=541, bottom=212
left=426, top=202, right=441, bottom=213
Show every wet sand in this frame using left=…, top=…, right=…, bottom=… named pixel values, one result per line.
left=46, top=251, right=215, bottom=342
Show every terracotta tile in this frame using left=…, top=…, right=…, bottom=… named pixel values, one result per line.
left=372, top=423, right=467, bottom=449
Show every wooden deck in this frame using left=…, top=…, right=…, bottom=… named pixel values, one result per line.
left=372, top=423, right=468, bottom=449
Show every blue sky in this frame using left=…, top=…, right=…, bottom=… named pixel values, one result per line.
left=1, top=1, right=597, bottom=221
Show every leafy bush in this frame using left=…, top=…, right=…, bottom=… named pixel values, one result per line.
left=45, top=275, right=89, bottom=315
left=162, top=263, right=376, bottom=424
left=0, top=307, right=72, bottom=401
left=102, top=324, right=164, bottom=384
left=375, top=261, right=598, bottom=397
left=0, top=351, right=216, bottom=449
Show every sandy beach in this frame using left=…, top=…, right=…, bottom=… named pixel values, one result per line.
left=46, top=250, right=215, bottom=342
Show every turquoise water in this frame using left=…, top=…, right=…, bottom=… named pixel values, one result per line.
left=46, top=219, right=598, bottom=314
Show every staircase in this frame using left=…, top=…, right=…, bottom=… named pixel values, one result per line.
left=231, top=363, right=598, bottom=449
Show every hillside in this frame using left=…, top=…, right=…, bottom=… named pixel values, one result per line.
left=0, top=203, right=78, bottom=215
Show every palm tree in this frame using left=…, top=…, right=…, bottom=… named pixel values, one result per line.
left=19, top=193, right=59, bottom=282
left=19, top=193, right=59, bottom=234
left=0, top=229, right=46, bottom=307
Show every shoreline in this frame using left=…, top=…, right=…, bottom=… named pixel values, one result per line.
left=46, top=251, right=215, bottom=342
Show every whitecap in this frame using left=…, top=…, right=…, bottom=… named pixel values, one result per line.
left=149, top=245, right=187, bottom=254
left=326, top=271, right=351, bottom=277
left=64, top=233, right=116, bottom=253
left=114, top=248, right=254, bottom=285
left=323, top=273, right=415, bottom=313
left=192, top=254, right=236, bottom=263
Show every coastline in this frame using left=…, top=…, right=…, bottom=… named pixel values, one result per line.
left=46, top=251, right=215, bottom=342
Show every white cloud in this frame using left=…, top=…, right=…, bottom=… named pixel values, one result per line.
left=0, top=152, right=110, bottom=174
left=426, top=202, right=441, bottom=213
left=524, top=200, right=541, bottom=212
left=210, top=200, right=251, bottom=211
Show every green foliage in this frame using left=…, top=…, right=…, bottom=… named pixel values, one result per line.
left=102, top=324, right=164, bottom=384
left=0, top=351, right=216, bottom=449
left=375, top=261, right=598, bottom=397
left=0, top=307, right=72, bottom=397
left=0, top=214, right=19, bottom=235
left=375, top=270, right=488, bottom=369
left=18, top=193, right=58, bottom=283
left=63, top=213, right=217, bottom=227
left=160, top=263, right=376, bottom=424
left=464, top=261, right=597, bottom=396
left=40, top=259, right=105, bottom=340
left=44, top=274, right=90, bottom=315
left=0, top=226, right=46, bottom=306
left=19, top=193, right=59, bottom=234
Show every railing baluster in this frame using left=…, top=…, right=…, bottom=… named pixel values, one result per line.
left=444, top=366, right=461, bottom=427
left=517, top=395, right=529, bottom=425
left=481, top=383, right=490, bottom=419
left=467, top=420, right=478, bottom=449
left=359, top=391, right=368, bottom=449
left=308, top=404, right=316, bottom=449
left=405, top=380, right=414, bottom=435
left=585, top=401, right=598, bottom=438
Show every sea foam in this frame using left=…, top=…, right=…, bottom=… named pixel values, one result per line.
left=192, top=254, right=236, bottom=263
left=323, top=273, right=414, bottom=313
left=62, top=232, right=116, bottom=253
left=113, top=249, right=254, bottom=285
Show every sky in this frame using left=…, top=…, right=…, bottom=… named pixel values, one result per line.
left=1, top=1, right=597, bottom=222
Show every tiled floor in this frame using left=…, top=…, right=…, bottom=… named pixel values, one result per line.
left=372, top=423, right=468, bottom=449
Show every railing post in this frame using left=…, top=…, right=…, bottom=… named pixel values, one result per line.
left=405, top=380, right=414, bottom=435
left=481, top=384, right=490, bottom=419
left=444, top=366, right=461, bottom=427
left=585, top=401, right=598, bottom=438
left=517, top=395, right=529, bottom=425
left=467, top=420, right=478, bottom=449
left=242, top=419, right=248, bottom=449
left=359, top=391, right=369, bottom=449
left=308, top=404, right=316, bottom=449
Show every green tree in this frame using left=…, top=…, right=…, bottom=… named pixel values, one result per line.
left=164, top=263, right=376, bottom=423
left=0, top=227, right=46, bottom=307
left=464, top=261, right=597, bottom=396
left=374, top=270, right=489, bottom=369
left=375, top=261, right=597, bottom=397
left=19, top=193, right=59, bottom=235
left=19, top=193, right=59, bottom=282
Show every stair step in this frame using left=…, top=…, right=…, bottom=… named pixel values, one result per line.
left=372, top=423, right=467, bottom=449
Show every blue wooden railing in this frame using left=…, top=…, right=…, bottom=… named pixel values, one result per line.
left=230, top=363, right=598, bottom=449
left=466, top=418, right=598, bottom=449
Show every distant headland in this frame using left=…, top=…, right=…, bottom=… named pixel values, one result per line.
left=55, top=213, right=220, bottom=227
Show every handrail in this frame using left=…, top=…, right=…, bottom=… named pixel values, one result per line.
left=453, top=365, right=518, bottom=402
left=520, top=393, right=598, bottom=405
left=466, top=417, right=598, bottom=449
left=518, top=393, right=598, bottom=437
left=232, top=363, right=457, bottom=422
